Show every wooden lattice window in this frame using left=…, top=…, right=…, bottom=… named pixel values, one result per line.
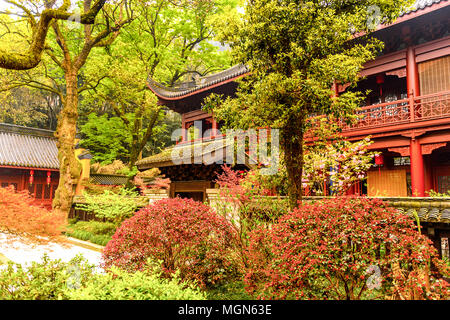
left=418, top=55, right=450, bottom=95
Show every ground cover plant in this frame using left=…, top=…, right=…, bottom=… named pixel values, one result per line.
left=244, top=196, right=450, bottom=300
left=65, top=220, right=116, bottom=246
left=0, top=254, right=95, bottom=300
left=68, top=263, right=206, bottom=300
left=102, top=198, right=240, bottom=288
left=0, top=186, right=65, bottom=240
left=0, top=254, right=205, bottom=300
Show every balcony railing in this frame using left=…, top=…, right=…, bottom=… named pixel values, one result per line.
left=341, top=90, right=450, bottom=132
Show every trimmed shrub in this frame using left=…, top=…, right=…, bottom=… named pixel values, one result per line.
left=102, top=198, right=239, bottom=288
left=0, top=186, right=66, bottom=239
left=75, top=188, right=146, bottom=226
left=67, top=264, right=206, bottom=300
left=0, top=254, right=95, bottom=300
left=244, top=196, right=450, bottom=300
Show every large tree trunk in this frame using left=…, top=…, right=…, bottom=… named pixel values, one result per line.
left=52, top=70, right=81, bottom=218
left=283, top=115, right=305, bottom=210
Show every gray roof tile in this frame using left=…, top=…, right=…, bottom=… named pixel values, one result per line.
left=0, top=123, right=59, bottom=169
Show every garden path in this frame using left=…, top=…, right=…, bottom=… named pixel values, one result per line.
left=0, top=232, right=102, bottom=269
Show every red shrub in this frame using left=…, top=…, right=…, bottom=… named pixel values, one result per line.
left=102, top=198, right=239, bottom=287
left=0, top=186, right=66, bottom=240
left=244, top=196, right=449, bottom=300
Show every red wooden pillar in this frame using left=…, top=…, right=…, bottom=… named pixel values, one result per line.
left=211, top=118, right=218, bottom=138
left=410, top=138, right=425, bottom=197
left=406, top=47, right=420, bottom=122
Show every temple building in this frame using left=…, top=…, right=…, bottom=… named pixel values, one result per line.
left=137, top=0, right=450, bottom=200
left=0, top=123, right=119, bottom=209
left=137, top=65, right=252, bottom=201
left=0, top=123, right=60, bottom=208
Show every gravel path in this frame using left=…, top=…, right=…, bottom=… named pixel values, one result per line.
left=0, top=232, right=103, bottom=269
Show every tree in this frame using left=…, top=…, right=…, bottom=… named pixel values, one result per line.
left=78, top=0, right=238, bottom=169
left=0, top=0, right=134, bottom=218
left=0, top=0, right=106, bottom=70
left=302, top=116, right=376, bottom=196
left=207, top=0, right=413, bottom=209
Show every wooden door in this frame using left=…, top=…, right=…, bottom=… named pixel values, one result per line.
left=367, top=168, right=407, bottom=197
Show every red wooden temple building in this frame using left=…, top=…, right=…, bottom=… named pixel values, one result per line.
left=0, top=123, right=60, bottom=208
left=0, top=123, right=104, bottom=209
left=138, top=0, right=450, bottom=200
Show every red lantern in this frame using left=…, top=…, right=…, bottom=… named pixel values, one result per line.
left=29, top=170, right=34, bottom=185
left=374, top=154, right=384, bottom=176
left=374, top=154, right=384, bottom=165
left=376, top=74, right=385, bottom=84
left=376, top=74, right=384, bottom=96
left=46, top=171, right=51, bottom=185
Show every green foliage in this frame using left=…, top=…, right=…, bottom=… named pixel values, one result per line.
left=0, top=253, right=10, bottom=266
left=0, top=254, right=205, bottom=300
left=65, top=220, right=116, bottom=246
left=78, top=0, right=239, bottom=167
left=206, top=0, right=413, bottom=206
left=426, top=190, right=450, bottom=198
left=0, top=254, right=96, bottom=300
left=75, top=189, right=144, bottom=226
left=206, top=280, right=252, bottom=300
left=67, top=263, right=206, bottom=300
left=79, top=114, right=133, bottom=164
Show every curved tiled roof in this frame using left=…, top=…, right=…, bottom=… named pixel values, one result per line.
left=136, top=136, right=258, bottom=170
left=89, top=173, right=129, bottom=185
left=400, top=0, right=446, bottom=16
left=147, top=64, right=249, bottom=100
left=0, top=123, right=59, bottom=169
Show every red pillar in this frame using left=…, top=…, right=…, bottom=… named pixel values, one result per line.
left=211, top=118, right=218, bottom=138
left=410, top=138, right=425, bottom=196
left=406, top=47, right=420, bottom=122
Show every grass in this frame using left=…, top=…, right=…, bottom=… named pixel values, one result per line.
left=65, top=220, right=116, bottom=247
left=205, top=280, right=252, bottom=300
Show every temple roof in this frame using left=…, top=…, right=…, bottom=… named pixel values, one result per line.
left=147, top=64, right=249, bottom=101
left=0, top=123, right=59, bottom=170
left=401, top=0, right=446, bottom=16
left=89, top=173, right=129, bottom=185
left=136, top=137, right=256, bottom=170
left=146, top=0, right=448, bottom=108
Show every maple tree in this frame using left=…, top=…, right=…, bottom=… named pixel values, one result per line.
left=0, top=186, right=65, bottom=240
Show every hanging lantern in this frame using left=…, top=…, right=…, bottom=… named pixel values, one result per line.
left=375, top=154, right=384, bottom=177
left=376, top=74, right=385, bottom=85
left=46, top=171, right=51, bottom=185
left=374, top=154, right=384, bottom=165
left=376, top=74, right=385, bottom=96
left=29, top=170, right=34, bottom=185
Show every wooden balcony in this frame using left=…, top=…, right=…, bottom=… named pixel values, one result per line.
left=341, top=90, right=450, bottom=137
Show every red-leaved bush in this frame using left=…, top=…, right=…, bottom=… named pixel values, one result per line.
left=0, top=186, right=66, bottom=240
left=244, top=196, right=450, bottom=300
left=102, top=198, right=240, bottom=288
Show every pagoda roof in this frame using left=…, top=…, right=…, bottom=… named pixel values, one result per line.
left=147, top=64, right=249, bottom=100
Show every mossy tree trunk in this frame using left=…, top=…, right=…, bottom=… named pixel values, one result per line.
left=53, top=69, right=81, bottom=219
left=283, top=114, right=305, bottom=210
